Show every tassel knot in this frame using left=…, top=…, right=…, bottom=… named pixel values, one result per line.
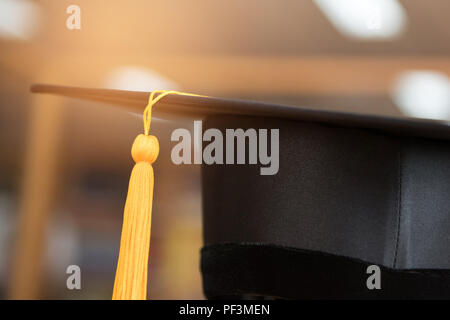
left=131, top=134, right=159, bottom=164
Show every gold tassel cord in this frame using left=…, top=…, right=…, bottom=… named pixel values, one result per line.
left=112, top=90, right=204, bottom=300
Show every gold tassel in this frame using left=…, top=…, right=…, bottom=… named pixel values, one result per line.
left=112, top=90, right=204, bottom=300
left=112, top=133, right=158, bottom=300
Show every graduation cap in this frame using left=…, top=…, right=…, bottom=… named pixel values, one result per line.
left=31, top=84, right=450, bottom=299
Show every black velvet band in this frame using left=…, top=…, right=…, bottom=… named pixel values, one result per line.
left=201, top=243, right=450, bottom=300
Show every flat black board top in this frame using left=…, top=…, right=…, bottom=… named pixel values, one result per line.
left=30, top=84, right=450, bottom=142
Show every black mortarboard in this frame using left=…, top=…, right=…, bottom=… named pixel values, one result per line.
left=31, top=84, right=450, bottom=299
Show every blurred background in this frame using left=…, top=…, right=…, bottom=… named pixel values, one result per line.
left=0, top=0, right=449, bottom=299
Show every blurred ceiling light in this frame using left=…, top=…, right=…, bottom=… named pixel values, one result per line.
left=106, top=66, right=179, bottom=92
left=106, top=67, right=180, bottom=121
left=392, top=71, right=450, bottom=121
left=313, top=0, right=407, bottom=40
left=0, top=0, right=40, bottom=40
